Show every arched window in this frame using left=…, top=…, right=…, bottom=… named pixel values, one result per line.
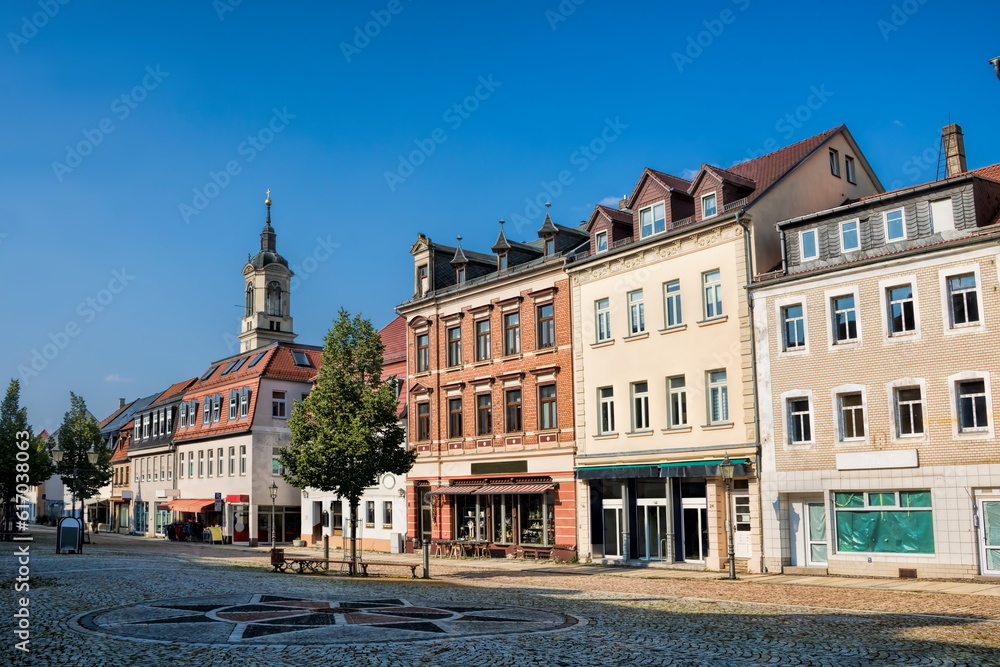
left=266, top=281, right=282, bottom=316
left=245, top=283, right=254, bottom=317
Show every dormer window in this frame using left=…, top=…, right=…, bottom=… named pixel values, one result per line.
left=544, top=238, right=555, bottom=256
left=456, top=266, right=466, bottom=284
left=497, top=253, right=508, bottom=271
left=702, top=193, right=718, bottom=219
left=595, top=231, right=608, bottom=253
left=640, top=202, right=666, bottom=238
left=416, top=264, right=428, bottom=297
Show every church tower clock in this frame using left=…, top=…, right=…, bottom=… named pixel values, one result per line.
left=237, top=192, right=297, bottom=351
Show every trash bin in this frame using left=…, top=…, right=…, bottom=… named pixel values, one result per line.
left=269, top=548, right=285, bottom=568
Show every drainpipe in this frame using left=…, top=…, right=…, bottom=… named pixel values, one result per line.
left=737, top=211, right=765, bottom=574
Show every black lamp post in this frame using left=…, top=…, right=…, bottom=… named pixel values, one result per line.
left=50, top=442, right=99, bottom=521
left=268, top=481, right=278, bottom=548
left=719, top=454, right=737, bottom=580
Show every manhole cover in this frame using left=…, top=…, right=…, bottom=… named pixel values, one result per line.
left=75, top=594, right=579, bottom=645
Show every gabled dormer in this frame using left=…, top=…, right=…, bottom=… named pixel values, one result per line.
left=491, top=220, right=512, bottom=270
left=687, top=164, right=756, bottom=223
left=537, top=205, right=559, bottom=256
left=585, top=204, right=634, bottom=255
left=624, top=168, right=694, bottom=240
left=450, top=237, right=469, bottom=285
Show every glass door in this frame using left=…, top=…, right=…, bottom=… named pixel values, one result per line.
left=603, top=506, right=623, bottom=557
left=806, top=502, right=828, bottom=565
left=637, top=504, right=668, bottom=560
left=682, top=505, right=708, bottom=561
left=980, top=499, right=1000, bottom=575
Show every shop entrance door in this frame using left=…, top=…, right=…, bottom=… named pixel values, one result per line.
left=806, top=502, right=828, bottom=566
left=637, top=503, right=668, bottom=560
left=979, top=499, right=1000, bottom=575
left=232, top=506, right=249, bottom=544
left=603, top=505, right=623, bottom=558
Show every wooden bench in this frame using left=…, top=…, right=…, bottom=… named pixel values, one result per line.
left=362, top=561, right=420, bottom=578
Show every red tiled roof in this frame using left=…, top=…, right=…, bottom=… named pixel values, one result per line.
left=595, top=204, right=634, bottom=225
left=174, top=344, right=321, bottom=442
left=851, top=161, right=1000, bottom=203
left=700, top=164, right=756, bottom=190
left=726, top=125, right=842, bottom=205
left=379, top=315, right=407, bottom=366
left=970, top=163, right=1000, bottom=182
left=98, top=401, right=133, bottom=429
left=646, top=168, right=692, bottom=192
left=111, top=424, right=132, bottom=462
left=151, top=378, right=198, bottom=405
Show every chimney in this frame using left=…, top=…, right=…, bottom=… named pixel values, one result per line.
left=119, top=398, right=126, bottom=408
left=618, top=195, right=630, bottom=211
left=942, top=124, right=967, bottom=177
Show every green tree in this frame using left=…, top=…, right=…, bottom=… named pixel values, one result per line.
left=52, top=392, right=111, bottom=518
left=0, top=379, right=53, bottom=534
left=280, top=310, right=415, bottom=573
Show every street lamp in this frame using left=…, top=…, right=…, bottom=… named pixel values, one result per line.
left=50, top=442, right=99, bottom=520
left=268, top=481, right=278, bottom=548
left=719, top=454, right=737, bottom=580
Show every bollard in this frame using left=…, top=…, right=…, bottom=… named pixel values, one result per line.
left=323, top=535, right=330, bottom=571
left=422, top=538, right=430, bottom=579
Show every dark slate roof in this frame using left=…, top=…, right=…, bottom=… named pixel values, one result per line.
left=100, top=393, right=160, bottom=436
left=537, top=213, right=559, bottom=236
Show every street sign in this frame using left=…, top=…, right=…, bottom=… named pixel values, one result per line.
left=214, top=492, right=222, bottom=500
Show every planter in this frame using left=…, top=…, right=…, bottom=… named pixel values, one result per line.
left=292, top=539, right=306, bottom=547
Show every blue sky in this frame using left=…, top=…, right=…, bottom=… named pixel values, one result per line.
left=4, top=0, right=999, bottom=431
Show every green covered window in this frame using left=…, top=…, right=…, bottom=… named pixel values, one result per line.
left=834, top=490, right=934, bottom=554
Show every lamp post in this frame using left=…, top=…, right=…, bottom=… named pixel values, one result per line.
left=719, top=454, right=737, bottom=580
left=49, top=442, right=99, bottom=520
left=268, top=481, right=278, bottom=548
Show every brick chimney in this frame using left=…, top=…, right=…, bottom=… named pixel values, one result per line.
left=942, top=123, right=967, bottom=177
left=618, top=196, right=629, bottom=211
left=119, top=398, right=126, bottom=408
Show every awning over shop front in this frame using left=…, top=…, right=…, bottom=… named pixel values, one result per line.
left=109, top=497, right=128, bottom=503
left=658, top=458, right=748, bottom=478
left=575, top=465, right=660, bottom=480
left=427, top=486, right=482, bottom=495
left=473, top=484, right=556, bottom=494
left=160, top=499, right=217, bottom=513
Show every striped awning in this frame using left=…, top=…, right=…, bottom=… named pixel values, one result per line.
left=427, top=486, right=482, bottom=495
left=474, top=484, right=555, bottom=495
left=160, top=499, right=217, bottom=513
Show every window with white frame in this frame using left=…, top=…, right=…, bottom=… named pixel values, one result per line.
left=179, top=452, right=185, bottom=479
left=628, top=290, right=645, bottom=335
left=829, top=149, right=840, bottom=177
left=239, top=445, right=246, bottom=475
left=447, top=326, right=462, bottom=367
left=166, top=408, right=172, bottom=434
left=208, top=449, right=214, bottom=477
left=947, top=273, right=980, bottom=327
left=831, top=294, right=858, bottom=343
left=782, top=304, right=806, bottom=350
left=595, top=230, right=608, bottom=253
left=930, top=198, right=955, bottom=233
left=153, top=411, right=159, bottom=436
left=707, top=370, right=729, bottom=424
left=143, top=414, right=150, bottom=439
left=228, top=446, right=235, bottom=476
left=886, top=284, right=916, bottom=335
left=838, top=392, right=866, bottom=441
left=229, top=390, right=238, bottom=420
left=187, top=452, right=194, bottom=477
left=239, top=387, right=250, bottom=418
left=475, top=319, right=491, bottom=361
left=272, top=448, right=285, bottom=476
left=845, top=155, right=856, bottom=184
left=179, top=403, right=187, bottom=429
left=273, top=391, right=286, bottom=418
left=884, top=208, right=906, bottom=241
left=188, top=400, right=198, bottom=427
left=703, top=270, right=722, bottom=319
left=840, top=219, right=860, bottom=252
left=957, top=379, right=989, bottom=432
left=788, top=397, right=812, bottom=444
left=598, top=386, right=615, bottom=434
left=895, top=387, right=924, bottom=436
left=203, top=399, right=211, bottom=425
left=595, top=298, right=611, bottom=342
left=167, top=455, right=172, bottom=481
left=663, top=280, right=682, bottom=328
left=834, top=490, right=934, bottom=554
left=198, top=450, right=204, bottom=477
left=702, top=193, right=718, bottom=218
left=800, top=229, right=818, bottom=261
left=211, top=395, right=221, bottom=423
left=640, top=202, right=666, bottom=237
left=668, top=376, right=687, bottom=428
left=631, top=381, right=650, bottom=431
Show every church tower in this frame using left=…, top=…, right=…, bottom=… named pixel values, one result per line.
left=237, top=192, right=297, bottom=351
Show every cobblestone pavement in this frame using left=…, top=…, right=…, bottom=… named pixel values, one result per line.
left=4, top=530, right=1000, bottom=666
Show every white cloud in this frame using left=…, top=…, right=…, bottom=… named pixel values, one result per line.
left=681, top=167, right=700, bottom=180
left=104, top=374, right=133, bottom=383
left=597, top=196, right=620, bottom=208
left=893, top=120, right=905, bottom=127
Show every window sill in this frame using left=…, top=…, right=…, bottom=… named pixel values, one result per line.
left=831, top=341, right=860, bottom=349
left=659, top=324, right=687, bottom=335
left=413, top=371, right=431, bottom=378
left=701, top=422, right=734, bottom=431
left=591, top=339, right=615, bottom=349
left=623, top=332, right=649, bottom=342
left=593, top=432, right=619, bottom=440
left=625, top=429, right=654, bottom=437
left=534, top=347, right=556, bottom=356
left=500, top=353, right=523, bottom=362
left=697, top=315, right=728, bottom=327
left=661, top=426, right=692, bottom=434
left=471, top=360, right=492, bottom=367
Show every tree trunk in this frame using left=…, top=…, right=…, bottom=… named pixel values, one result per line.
left=348, top=497, right=359, bottom=576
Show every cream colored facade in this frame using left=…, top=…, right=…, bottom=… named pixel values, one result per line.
left=753, top=172, right=1000, bottom=579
